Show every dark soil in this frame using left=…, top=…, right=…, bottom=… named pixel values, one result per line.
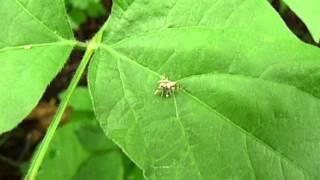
left=0, top=0, right=316, bottom=179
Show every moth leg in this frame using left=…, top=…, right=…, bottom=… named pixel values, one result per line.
left=166, top=89, right=171, bottom=98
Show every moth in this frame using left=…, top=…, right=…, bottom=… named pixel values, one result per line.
left=154, top=75, right=178, bottom=97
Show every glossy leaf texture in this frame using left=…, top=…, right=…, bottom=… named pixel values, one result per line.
left=88, top=0, right=320, bottom=179
left=281, top=0, right=320, bottom=43
left=0, top=0, right=74, bottom=134
left=37, top=87, right=143, bottom=180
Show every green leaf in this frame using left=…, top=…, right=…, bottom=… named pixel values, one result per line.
left=73, top=151, right=124, bottom=180
left=37, top=111, right=124, bottom=180
left=281, top=0, right=320, bottom=43
left=36, top=112, right=92, bottom=180
left=59, top=87, right=93, bottom=112
left=37, top=87, right=143, bottom=180
left=76, top=123, right=116, bottom=152
left=88, top=0, right=320, bottom=179
left=127, top=166, right=144, bottom=180
left=68, top=8, right=88, bottom=29
left=86, top=2, right=106, bottom=17
left=66, top=0, right=106, bottom=29
left=69, top=0, right=90, bottom=10
left=0, top=0, right=74, bottom=134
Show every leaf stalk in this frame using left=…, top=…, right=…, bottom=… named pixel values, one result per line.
left=24, top=32, right=102, bottom=180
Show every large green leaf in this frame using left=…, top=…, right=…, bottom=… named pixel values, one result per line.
left=0, top=0, right=74, bottom=133
left=281, top=0, right=320, bottom=43
left=88, top=0, right=320, bottom=179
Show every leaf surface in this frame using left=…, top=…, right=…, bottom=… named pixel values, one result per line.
left=59, top=87, right=93, bottom=112
left=88, top=0, right=320, bottom=179
left=0, top=0, right=74, bottom=133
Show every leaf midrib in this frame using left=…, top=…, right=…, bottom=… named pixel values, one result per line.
left=103, top=26, right=320, bottom=101
left=99, top=43, right=312, bottom=178
left=0, top=41, right=75, bottom=52
left=178, top=72, right=320, bottom=101
left=114, top=47, right=204, bottom=178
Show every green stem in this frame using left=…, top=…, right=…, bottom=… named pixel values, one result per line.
left=25, top=33, right=102, bottom=180
left=74, top=41, right=88, bottom=51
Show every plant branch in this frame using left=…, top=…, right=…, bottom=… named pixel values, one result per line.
left=0, top=154, right=20, bottom=168
left=74, top=40, right=88, bottom=51
left=24, top=32, right=102, bottom=180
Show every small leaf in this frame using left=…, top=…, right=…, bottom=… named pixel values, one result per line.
left=89, top=0, right=320, bottom=179
left=0, top=0, right=74, bottom=134
left=69, top=0, right=90, bottom=10
left=86, top=2, right=106, bottom=17
left=68, top=8, right=88, bottom=28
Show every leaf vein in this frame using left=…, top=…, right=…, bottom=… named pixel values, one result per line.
left=0, top=41, right=75, bottom=52
left=115, top=57, right=153, bottom=169
left=14, top=0, right=65, bottom=40
left=181, top=89, right=308, bottom=178
left=178, top=73, right=320, bottom=102
left=244, top=136, right=258, bottom=180
left=173, top=94, right=203, bottom=179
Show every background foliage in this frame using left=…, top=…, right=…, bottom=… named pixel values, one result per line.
left=65, top=0, right=107, bottom=29
left=37, top=88, right=143, bottom=180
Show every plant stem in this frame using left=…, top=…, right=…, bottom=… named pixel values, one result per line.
left=0, top=154, right=20, bottom=168
left=74, top=41, right=88, bottom=51
left=25, top=33, right=102, bottom=180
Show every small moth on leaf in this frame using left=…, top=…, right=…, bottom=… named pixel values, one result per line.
left=154, top=75, right=179, bottom=98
